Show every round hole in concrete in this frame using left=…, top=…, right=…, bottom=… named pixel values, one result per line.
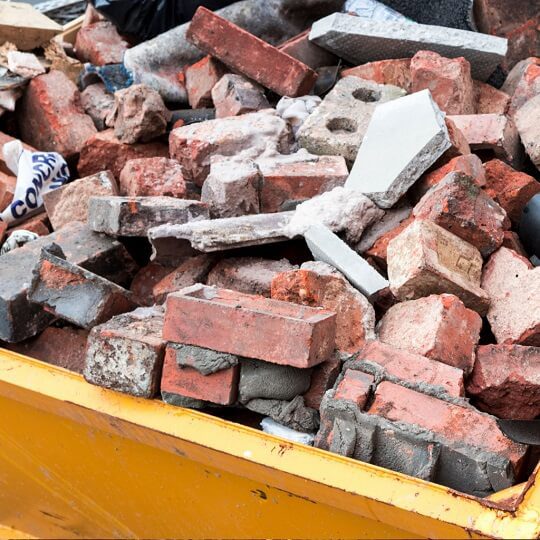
left=326, top=117, right=358, bottom=134
left=353, top=87, right=381, bottom=102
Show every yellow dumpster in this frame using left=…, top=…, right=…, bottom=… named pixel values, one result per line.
left=0, top=349, right=538, bottom=539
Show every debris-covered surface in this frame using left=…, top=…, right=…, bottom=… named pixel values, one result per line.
left=0, top=0, right=539, bottom=500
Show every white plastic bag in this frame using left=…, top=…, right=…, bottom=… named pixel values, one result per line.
left=0, top=140, right=69, bottom=225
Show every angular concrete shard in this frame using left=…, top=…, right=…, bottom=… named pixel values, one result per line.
left=148, top=211, right=294, bottom=257
left=310, top=13, right=507, bottom=81
left=304, top=224, right=389, bottom=299
left=346, top=90, right=451, bottom=208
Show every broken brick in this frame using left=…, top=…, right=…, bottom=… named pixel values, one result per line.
left=387, top=219, right=490, bottom=314
left=161, top=344, right=239, bottom=405
left=341, top=58, right=412, bottom=92
left=18, top=70, right=97, bottom=161
left=378, top=294, right=482, bottom=373
left=303, top=353, right=342, bottom=410
left=29, top=247, right=137, bottom=329
left=84, top=308, right=165, bottom=397
left=501, top=231, right=528, bottom=257
left=474, top=80, right=510, bottom=115
left=163, top=284, right=336, bottom=368
left=186, top=7, right=317, bottom=97
left=413, top=172, right=509, bottom=257
left=43, top=170, right=117, bottom=231
left=410, top=51, right=475, bottom=115
left=482, top=247, right=540, bottom=346
left=78, top=129, right=169, bottom=179
left=185, top=55, right=228, bottom=109
left=515, top=94, right=540, bottom=171
left=483, top=159, right=540, bottom=223
left=334, top=369, right=374, bottom=408
left=207, top=257, right=295, bottom=298
left=442, top=117, right=471, bottom=160
left=80, top=83, right=115, bottom=131
left=74, top=21, right=129, bottom=65
left=11, top=212, right=51, bottom=236
left=271, top=261, right=376, bottom=354
left=130, top=262, right=173, bottom=306
left=467, top=344, right=540, bottom=420
left=212, top=74, right=270, bottom=118
left=119, top=157, right=187, bottom=199
left=501, top=57, right=540, bottom=117
left=278, top=30, right=338, bottom=70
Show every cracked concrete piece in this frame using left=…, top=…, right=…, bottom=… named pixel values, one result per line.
left=298, top=76, right=405, bottom=163
left=167, top=343, right=238, bottom=376
left=148, top=211, right=293, bottom=255
left=309, top=13, right=507, bottom=81
left=346, top=90, right=450, bottom=208
left=88, top=196, right=209, bottom=237
left=304, top=224, right=389, bottom=299
left=239, top=358, right=312, bottom=403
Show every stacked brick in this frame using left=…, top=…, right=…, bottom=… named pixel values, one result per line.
left=0, top=1, right=539, bottom=500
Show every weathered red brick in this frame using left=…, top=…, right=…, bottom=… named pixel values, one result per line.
left=80, top=83, right=115, bottom=131
left=161, top=344, right=239, bottom=405
left=0, top=221, right=6, bottom=244
left=467, top=344, right=540, bottom=420
left=411, top=51, right=475, bottom=115
left=482, top=247, right=540, bottom=346
left=186, top=7, right=317, bottom=97
left=78, top=129, right=169, bottom=179
left=207, top=257, right=295, bottom=298
left=0, top=132, right=35, bottom=176
left=271, top=262, right=375, bottom=354
left=212, top=74, right=270, bottom=119
left=163, top=284, right=336, bottom=368
left=387, top=219, right=490, bottom=314
left=75, top=21, right=129, bottom=65
left=5, top=326, right=89, bottom=373
left=18, top=70, right=96, bottom=160
left=11, top=212, right=51, bottom=236
left=369, top=381, right=527, bottom=475
left=413, top=172, right=509, bottom=257
left=334, top=369, right=374, bottom=408
left=185, top=56, right=228, bottom=109
left=84, top=308, right=165, bottom=397
left=278, top=30, right=338, bottom=70
left=483, top=159, right=540, bottom=223
left=257, top=154, right=348, bottom=213
left=341, top=59, right=412, bottom=92
left=303, top=353, right=342, bottom=409
left=378, top=294, right=482, bottom=373
left=502, top=58, right=540, bottom=116
left=474, top=81, right=510, bottom=115
left=448, top=114, right=523, bottom=167
left=358, top=340, right=464, bottom=397
left=130, top=262, right=173, bottom=306
left=442, top=117, right=471, bottom=160
left=0, top=172, right=16, bottom=213
left=501, top=231, right=528, bottom=257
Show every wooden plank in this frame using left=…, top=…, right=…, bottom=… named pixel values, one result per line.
left=59, top=14, right=84, bottom=44
left=0, top=1, right=62, bottom=51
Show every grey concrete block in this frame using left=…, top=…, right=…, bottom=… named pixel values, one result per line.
left=148, top=211, right=293, bottom=255
left=168, top=343, right=238, bottom=376
left=239, top=358, right=312, bottom=403
left=346, top=90, right=451, bottom=208
left=297, top=76, right=405, bottom=163
left=310, top=13, right=507, bottom=81
left=88, top=196, right=209, bottom=237
left=304, top=224, right=389, bottom=298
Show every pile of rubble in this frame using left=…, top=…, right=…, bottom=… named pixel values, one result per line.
left=0, top=0, right=539, bottom=498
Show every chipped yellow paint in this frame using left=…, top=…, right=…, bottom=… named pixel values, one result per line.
left=0, top=349, right=538, bottom=539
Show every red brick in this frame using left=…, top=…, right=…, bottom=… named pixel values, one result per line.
left=18, top=70, right=97, bottom=161
left=75, top=21, right=129, bottom=65
left=467, top=344, right=540, bottom=420
left=130, top=263, right=173, bottom=306
left=483, top=159, right=540, bottom=223
left=257, top=154, right=348, bottom=213
left=369, top=381, right=527, bottom=474
left=413, top=172, right=509, bottom=257
left=0, top=221, right=6, bottom=244
left=358, top=341, right=464, bottom=397
left=80, top=83, right=115, bottom=131
left=501, top=231, right=528, bottom=257
left=334, top=369, right=374, bottom=409
left=271, top=263, right=375, bottom=354
left=11, top=212, right=50, bottom=236
left=474, top=81, right=510, bottom=115
left=341, top=59, right=412, bottom=92
left=503, top=58, right=540, bottom=116
left=212, top=74, right=270, bottom=119
left=161, top=345, right=239, bottom=405
left=482, top=247, right=540, bottom=346
left=5, top=326, right=89, bottom=373
left=0, top=132, right=35, bottom=176
left=448, top=114, right=523, bottom=167
left=411, top=51, right=475, bottom=115
left=185, top=56, right=228, bottom=109
left=278, top=30, right=338, bottom=70
left=119, top=157, right=187, bottom=198
left=387, top=219, right=490, bottom=315
left=186, top=7, right=317, bottom=97
left=78, top=129, right=168, bottom=179
left=378, top=294, right=482, bottom=373
left=303, top=353, right=341, bottom=409
left=443, top=117, right=471, bottom=160
left=412, top=154, right=486, bottom=201
left=0, top=173, right=17, bottom=211
left=163, top=284, right=336, bottom=368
